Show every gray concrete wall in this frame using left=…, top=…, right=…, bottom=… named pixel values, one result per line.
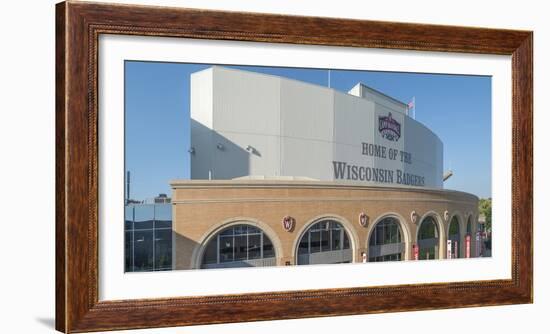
left=190, top=66, right=444, bottom=188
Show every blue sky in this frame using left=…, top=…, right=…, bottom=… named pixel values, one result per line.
left=125, top=61, right=491, bottom=200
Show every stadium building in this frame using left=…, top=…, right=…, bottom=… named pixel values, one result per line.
left=170, top=66, right=479, bottom=270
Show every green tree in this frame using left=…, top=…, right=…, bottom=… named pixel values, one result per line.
left=478, top=198, right=492, bottom=232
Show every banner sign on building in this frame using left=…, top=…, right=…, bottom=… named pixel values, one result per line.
left=454, top=241, right=458, bottom=259
left=331, top=141, right=425, bottom=186
left=413, top=244, right=419, bottom=260
left=447, top=240, right=452, bottom=259
left=466, top=235, right=471, bottom=258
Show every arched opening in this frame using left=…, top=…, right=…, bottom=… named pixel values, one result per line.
left=466, top=216, right=473, bottom=258
left=368, top=216, right=405, bottom=262
left=448, top=216, right=461, bottom=259
left=297, top=219, right=352, bottom=265
left=417, top=216, right=439, bottom=260
left=201, top=224, right=276, bottom=269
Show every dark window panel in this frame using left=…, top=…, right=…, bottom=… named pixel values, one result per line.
left=124, top=220, right=133, bottom=231
left=343, top=232, right=350, bottom=249
left=201, top=224, right=278, bottom=268
left=220, top=228, right=234, bottom=236
left=248, top=234, right=262, bottom=259
left=234, top=235, right=248, bottom=261
left=154, top=229, right=172, bottom=270
left=298, top=236, right=309, bottom=255
left=134, top=220, right=154, bottom=230
left=133, top=230, right=154, bottom=271
left=219, top=235, right=234, bottom=263
left=203, top=237, right=218, bottom=264
left=155, top=220, right=172, bottom=229
left=321, top=230, right=330, bottom=252
left=263, top=238, right=275, bottom=258
left=125, top=231, right=133, bottom=272
left=332, top=229, right=342, bottom=251
left=310, top=231, right=321, bottom=253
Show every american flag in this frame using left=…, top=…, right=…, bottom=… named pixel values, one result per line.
left=407, top=97, right=416, bottom=119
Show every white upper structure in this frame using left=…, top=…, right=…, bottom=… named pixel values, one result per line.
left=190, top=66, right=443, bottom=188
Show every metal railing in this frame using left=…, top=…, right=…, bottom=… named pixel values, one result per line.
left=368, top=242, right=405, bottom=258
left=298, top=248, right=353, bottom=265
left=201, top=256, right=277, bottom=269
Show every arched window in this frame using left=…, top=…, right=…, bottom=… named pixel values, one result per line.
left=368, top=217, right=404, bottom=262
left=297, top=219, right=352, bottom=265
left=417, top=216, right=439, bottom=260
left=201, top=224, right=276, bottom=269
left=448, top=216, right=461, bottom=259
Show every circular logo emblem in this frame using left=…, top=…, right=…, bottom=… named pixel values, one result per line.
left=359, top=212, right=369, bottom=227
left=378, top=112, right=401, bottom=142
left=282, top=216, right=295, bottom=232
left=410, top=210, right=419, bottom=224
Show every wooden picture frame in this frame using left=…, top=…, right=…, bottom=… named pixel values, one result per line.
left=56, top=1, right=532, bottom=332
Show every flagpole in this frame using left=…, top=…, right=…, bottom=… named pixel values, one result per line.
left=328, top=69, right=331, bottom=88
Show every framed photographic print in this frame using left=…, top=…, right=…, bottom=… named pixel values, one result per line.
left=56, top=1, right=532, bottom=332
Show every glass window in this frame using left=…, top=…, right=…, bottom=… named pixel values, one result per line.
left=248, top=226, right=260, bottom=234
left=263, top=237, right=275, bottom=258
left=343, top=231, right=350, bottom=249
left=370, top=253, right=402, bottom=262
left=124, top=220, right=133, bottom=231
left=449, top=217, right=460, bottom=236
left=417, top=216, right=439, bottom=260
left=203, top=238, right=217, bottom=264
left=134, top=220, right=153, bottom=230
left=321, top=230, right=330, bottom=252
left=248, top=234, right=262, bottom=259
left=125, top=206, right=134, bottom=231
left=298, top=236, right=309, bottom=255
left=418, top=217, right=437, bottom=239
left=220, top=228, right=234, bottom=236
left=391, top=223, right=399, bottom=243
left=155, top=204, right=172, bottom=228
left=155, top=220, right=171, bottom=229
left=125, top=203, right=173, bottom=272
left=154, top=229, right=172, bottom=270
left=133, top=230, right=154, bottom=271
left=219, top=235, right=234, bottom=263
left=234, top=225, right=247, bottom=235
left=234, top=234, right=248, bottom=261
left=448, top=216, right=461, bottom=258
left=332, top=229, right=342, bottom=251
left=375, top=224, right=384, bottom=245
left=201, top=224, right=276, bottom=268
left=384, top=223, right=392, bottom=243
left=134, top=205, right=154, bottom=230
left=125, top=231, right=133, bottom=271
left=297, top=220, right=352, bottom=265
left=419, top=247, right=434, bottom=260
left=310, top=231, right=321, bottom=253
left=125, top=205, right=134, bottom=219
left=368, top=217, right=403, bottom=262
